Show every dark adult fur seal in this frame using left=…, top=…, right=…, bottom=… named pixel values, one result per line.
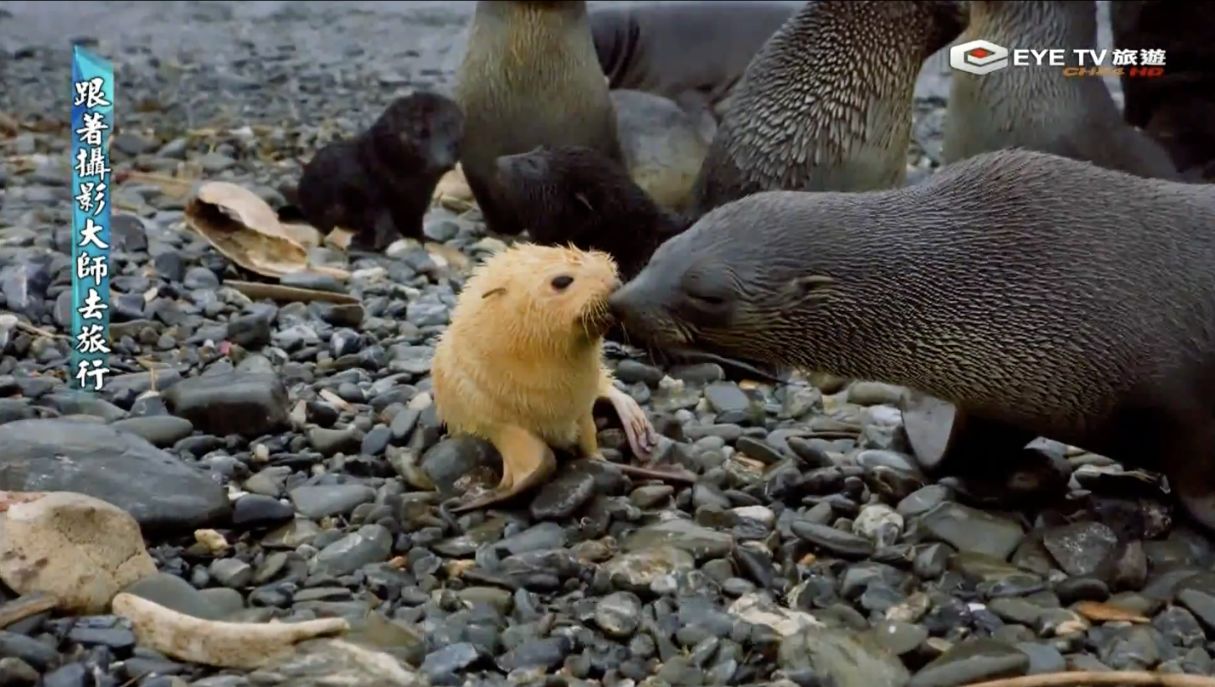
left=455, top=0, right=624, bottom=237
left=609, top=148, right=1215, bottom=530
left=295, top=93, right=463, bottom=251
left=1111, top=0, right=1215, bottom=179
left=590, top=2, right=796, bottom=112
left=690, top=0, right=965, bottom=216
left=945, top=0, right=1179, bottom=180
left=494, top=145, right=683, bottom=280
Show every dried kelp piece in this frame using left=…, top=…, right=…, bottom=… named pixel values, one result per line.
left=184, top=181, right=348, bottom=280
left=225, top=280, right=359, bottom=305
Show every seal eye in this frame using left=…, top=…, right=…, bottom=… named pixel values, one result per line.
left=551, top=275, right=574, bottom=291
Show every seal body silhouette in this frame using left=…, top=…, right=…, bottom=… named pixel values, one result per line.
left=945, top=0, right=1179, bottom=180
left=610, top=149, right=1215, bottom=530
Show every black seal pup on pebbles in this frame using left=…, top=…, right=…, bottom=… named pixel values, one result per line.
left=494, top=145, right=683, bottom=281
left=296, top=92, right=464, bottom=251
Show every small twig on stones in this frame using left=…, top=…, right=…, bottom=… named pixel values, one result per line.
left=2, top=314, right=69, bottom=342
left=963, top=670, right=1215, bottom=687
left=0, top=592, right=58, bottom=629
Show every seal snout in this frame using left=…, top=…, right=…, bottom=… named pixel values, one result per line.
left=429, top=138, right=459, bottom=172
left=608, top=274, right=657, bottom=337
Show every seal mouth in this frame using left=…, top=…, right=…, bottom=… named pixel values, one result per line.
left=578, top=294, right=617, bottom=338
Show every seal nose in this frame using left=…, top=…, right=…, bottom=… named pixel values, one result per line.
left=607, top=279, right=635, bottom=319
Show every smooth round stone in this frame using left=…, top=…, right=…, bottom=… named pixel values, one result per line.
left=871, top=620, right=928, bottom=656
left=232, top=494, right=294, bottom=527
left=595, top=592, right=642, bottom=638
left=791, top=520, right=875, bottom=559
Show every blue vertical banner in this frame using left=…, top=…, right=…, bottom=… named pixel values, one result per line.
left=70, top=45, right=114, bottom=392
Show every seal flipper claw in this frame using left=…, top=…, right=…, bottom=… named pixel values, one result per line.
left=449, top=425, right=557, bottom=513
left=603, top=385, right=658, bottom=459
left=606, top=460, right=698, bottom=485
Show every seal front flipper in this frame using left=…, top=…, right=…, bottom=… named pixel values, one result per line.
left=599, top=375, right=658, bottom=458
left=586, top=380, right=697, bottom=484
left=448, top=424, right=557, bottom=513
left=900, top=391, right=1066, bottom=508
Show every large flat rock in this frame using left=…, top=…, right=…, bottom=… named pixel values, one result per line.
left=0, top=419, right=231, bottom=534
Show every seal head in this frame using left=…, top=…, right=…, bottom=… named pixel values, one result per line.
left=368, top=92, right=465, bottom=177
left=607, top=195, right=833, bottom=373
left=459, top=243, right=622, bottom=352
left=494, top=145, right=684, bottom=279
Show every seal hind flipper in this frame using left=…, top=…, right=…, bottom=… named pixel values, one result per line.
left=448, top=424, right=557, bottom=513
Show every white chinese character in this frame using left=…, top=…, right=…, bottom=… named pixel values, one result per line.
left=1111, top=49, right=1138, bottom=66
left=92, top=181, right=107, bottom=215
left=75, top=182, right=95, bottom=213
left=78, top=288, right=109, bottom=319
left=73, top=77, right=111, bottom=109
left=76, top=253, right=109, bottom=285
left=74, top=147, right=111, bottom=178
left=1140, top=49, right=1166, bottom=66
left=75, top=359, right=110, bottom=391
left=79, top=217, right=109, bottom=249
left=75, top=324, right=111, bottom=355
left=74, top=111, right=108, bottom=146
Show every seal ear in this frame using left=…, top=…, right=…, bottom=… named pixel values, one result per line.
left=783, top=274, right=836, bottom=305
left=482, top=287, right=507, bottom=300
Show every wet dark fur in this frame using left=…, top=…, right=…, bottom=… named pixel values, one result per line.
left=1111, top=0, right=1215, bottom=179
left=455, top=1, right=625, bottom=238
left=296, top=93, right=464, bottom=251
left=611, top=148, right=1215, bottom=530
left=590, top=1, right=795, bottom=103
left=494, top=146, right=684, bottom=281
left=945, top=1, right=1179, bottom=180
left=690, top=0, right=965, bottom=216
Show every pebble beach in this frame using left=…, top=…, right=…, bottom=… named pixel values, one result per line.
left=4, top=3, right=1210, bottom=687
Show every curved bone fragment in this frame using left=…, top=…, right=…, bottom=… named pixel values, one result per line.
left=111, top=592, right=349, bottom=669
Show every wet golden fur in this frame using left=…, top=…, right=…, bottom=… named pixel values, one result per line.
left=431, top=243, right=622, bottom=451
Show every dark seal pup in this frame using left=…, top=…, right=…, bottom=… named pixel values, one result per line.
left=494, top=145, right=683, bottom=281
left=609, top=148, right=1215, bottom=531
left=494, top=145, right=783, bottom=383
left=590, top=2, right=796, bottom=115
left=945, top=0, right=1179, bottom=180
left=690, top=0, right=965, bottom=216
left=296, top=93, right=464, bottom=251
left=455, top=0, right=625, bottom=238
left=1111, top=0, right=1215, bottom=179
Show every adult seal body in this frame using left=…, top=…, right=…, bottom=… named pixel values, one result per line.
left=590, top=2, right=796, bottom=116
left=609, top=148, right=1215, bottom=530
left=690, top=0, right=964, bottom=216
left=455, top=0, right=624, bottom=237
left=944, top=0, right=1179, bottom=180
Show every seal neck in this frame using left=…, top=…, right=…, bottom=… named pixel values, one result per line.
left=968, top=0, right=1098, bottom=50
